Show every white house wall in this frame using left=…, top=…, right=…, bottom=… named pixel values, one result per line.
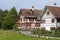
left=41, top=9, right=57, bottom=31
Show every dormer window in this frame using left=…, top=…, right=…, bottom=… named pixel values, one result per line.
left=29, top=9, right=34, bottom=15
left=30, top=10, right=32, bottom=13
left=47, top=11, right=49, bottom=15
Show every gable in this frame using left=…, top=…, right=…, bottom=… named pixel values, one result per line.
left=42, top=9, right=55, bottom=20
left=46, top=6, right=60, bottom=18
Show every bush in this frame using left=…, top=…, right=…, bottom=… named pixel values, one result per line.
left=31, top=28, right=55, bottom=36
left=31, top=28, right=39, bottom=34
left=31, top=28, right=60, bottom=37
left=51, top=29, right=60, bottom=37
left=13, top=24, right=19, bottom=31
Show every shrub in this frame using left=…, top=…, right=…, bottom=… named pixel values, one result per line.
left=31, top=28, right=60, bottom=37
left=13, top=24, right=18, bottom=31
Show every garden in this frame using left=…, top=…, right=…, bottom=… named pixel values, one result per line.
left=0, top=30, right=59, bottom=40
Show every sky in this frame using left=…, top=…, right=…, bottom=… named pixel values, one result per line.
left=0, top=0, right=60, bottom=12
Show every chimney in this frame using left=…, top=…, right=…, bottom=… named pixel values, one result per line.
left=53, top=0, right=56, bottom=7
left=54, top=3, right=56, bottom=6
left=32, top=6, right=34, bottom=11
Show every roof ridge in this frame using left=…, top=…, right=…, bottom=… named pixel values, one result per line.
left=45, top=5, right=60, bottom=8
left=20, top=8, right=42, bottom=11
left=45, top=5, right=60, bottom=17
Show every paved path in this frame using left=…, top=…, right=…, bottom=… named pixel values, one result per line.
left=20, top=31, right=60, bottom=39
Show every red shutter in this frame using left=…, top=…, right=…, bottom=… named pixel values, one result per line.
left=52, top=19, right=55, bottom=23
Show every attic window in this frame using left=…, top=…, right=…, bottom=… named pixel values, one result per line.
left=52, top=19, right=55, bottom=23
left=47, top=11, right=49, bottom=15
left=30, top=11, right=32, bottom=13
left=29, top=9, right=34, bottom=15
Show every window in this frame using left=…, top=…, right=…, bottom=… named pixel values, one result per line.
left=29, top=19, right=34, bottom=21
left=41, top=20, right=45, bottom=23
left=35, top=23, right=40, bottom=27
left=47, top=11, right=49, bottom=15
left=24, top=19, right=25, bottom=21
left=29, top=9, right=34, bottom=15
left=26, top=24, right=31, bottom=26
left=52, top=19, right=55, bottom=23
left=30, top=9, right=32, bottom=13
left=20, top=19, right=22, bottom=22
left=30, top=11, right=32, bottom=13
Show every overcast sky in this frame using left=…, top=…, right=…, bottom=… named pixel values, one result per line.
left=0, top=0, right=60, bottom=12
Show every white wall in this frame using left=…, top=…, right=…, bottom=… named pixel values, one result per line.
left=41, top=9, right=57, bottom=31
left=41, top=19, right=56, bottom=27
left=42, top=9, right=55, bottom=20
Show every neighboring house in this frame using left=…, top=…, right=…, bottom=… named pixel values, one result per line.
left=40, top=6, right=60, bottom=31
left=17, top=6, right=42, bottom=30
left=17, top=5, right=60, bottom=31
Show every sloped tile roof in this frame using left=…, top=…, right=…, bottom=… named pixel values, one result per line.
left=46, top=6, right=60, bottom=17
left=19, top=9, right=42, bottom=18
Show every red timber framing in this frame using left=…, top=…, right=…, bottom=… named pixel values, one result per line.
left=19, top=20, right=40, bottom=30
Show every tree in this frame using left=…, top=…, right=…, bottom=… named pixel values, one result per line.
left=0, top=9, right=4, bottom=28
left=3, top=10, right=8, bottom=16
left=2, top=14, right=16, bottom=30
left=9, top=7, right=18, bottom=20
left=2, top=7, right=18, bottom=30
left=0, top=9, right=8, bottom=29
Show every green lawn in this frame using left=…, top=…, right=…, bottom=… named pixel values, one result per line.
left=0, top=30, right=59, bottom=40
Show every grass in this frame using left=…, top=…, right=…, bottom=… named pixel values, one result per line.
left=0, top=30, right=59, bottom=40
